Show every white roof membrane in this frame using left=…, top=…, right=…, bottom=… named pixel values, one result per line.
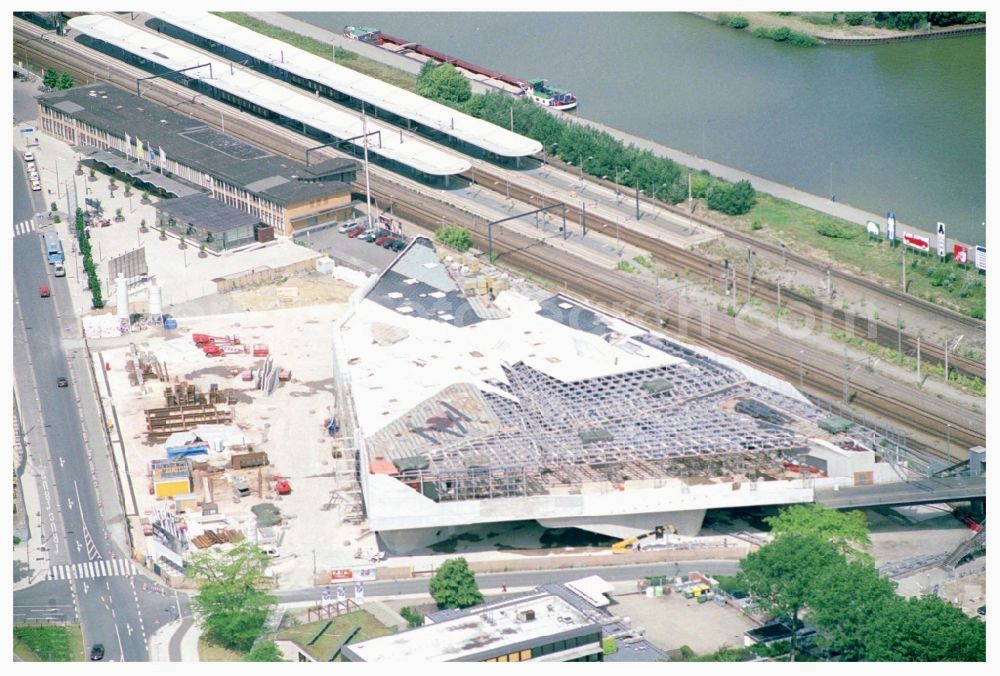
left=149, top=10, right=543, bottom=158
left=67, top=14, right=471, bottom=176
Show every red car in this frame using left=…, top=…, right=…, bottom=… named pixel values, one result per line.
left=39, top=285, right=50, bottom=298
left=347, top=225, right=366, bottom=238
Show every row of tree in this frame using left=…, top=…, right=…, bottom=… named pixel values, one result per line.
left=74, top=208, right=103, bottom=308
left=846, top=12, right=987, bottom=30
left=738, top=504, right=985, bottom=662
left=415, top=63, right=756, bottom=216
left=43, top=68, right=74, bottom=90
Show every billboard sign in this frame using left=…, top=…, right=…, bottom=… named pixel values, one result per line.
left=330, top=569, right=353, bottom=581
left=886, top=212, right=896, bottom=241
left=953, top=244, right=968, bottom=265
left=974, top=245, right=986, bottom=271
left=866, top=221, right=880, bottom=238
left=352, top=567, right=377, bottom=581
left=903, top=232, right=930, bottom=253
left=936, top=222, right=947, bottom=258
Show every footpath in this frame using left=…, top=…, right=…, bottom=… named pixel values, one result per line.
left=248, top=12, right=962, bottom=250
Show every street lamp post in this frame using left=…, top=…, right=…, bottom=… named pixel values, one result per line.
left=580, top=155, right=593, bottom=180
left=896, top=303, right=902, bottom=361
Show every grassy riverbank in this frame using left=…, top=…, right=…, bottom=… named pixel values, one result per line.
left=214, top=12, right=985, bottom=321
left=694, top=12, right=983, bottom=41
left=713, top=193, right=986, bottom=320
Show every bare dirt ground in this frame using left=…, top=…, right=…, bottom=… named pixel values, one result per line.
left=229, top=276, right=356, bottom=312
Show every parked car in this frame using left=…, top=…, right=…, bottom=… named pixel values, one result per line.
left=347, top=225, right=366, bottom=238
left=89, top=644, right=105, bottom=661
left=56, top=377, right=69, bottom=388
left=25, top=162, right=36, bottom=173
left=31, top=180, right=41, bottom=191
left=384, top=239, right=407, bottom=252
left=39, top=285, right=50, bottom=297
left=363, top=228, right=388, bottom=242
left=338, top=220, right=359, bottom=233
left=978, top=605, right=986, bottom=616
left=23, top=151, right=34, bottom=162
left=375, top=234, right=391, bottom=246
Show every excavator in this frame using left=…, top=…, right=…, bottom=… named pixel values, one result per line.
left=611, top=524, right=677, bottom=554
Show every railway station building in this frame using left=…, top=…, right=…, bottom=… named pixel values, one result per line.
left=36, top=84, right=360, bottom=239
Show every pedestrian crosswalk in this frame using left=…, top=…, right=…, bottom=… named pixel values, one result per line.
left=13, top=219, right=36, bottom=237
left=46, top=558, right=137, bottom=581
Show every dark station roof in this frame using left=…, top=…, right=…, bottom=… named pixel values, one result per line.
left=39, top=84, right=357, bottom=207
left=153, top=193, right=259, bottom=232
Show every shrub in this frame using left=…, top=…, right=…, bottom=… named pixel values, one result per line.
left=706, top=179, right=756, bottom=215
left=751, top=220, right=763, bottom=231
left=400, top=607, right=424, bottom=628
left=434, top=225, right=474, bottom=252
left=728, top=15, right=750, bottom=29
left=845, top=12, right=867, bottom=25
left=816, top=221, right=859, bottom=239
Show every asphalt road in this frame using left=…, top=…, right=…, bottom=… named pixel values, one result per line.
left=11, top=137, right=181, bottom=661
left=275, top=559, right=742, bottom=604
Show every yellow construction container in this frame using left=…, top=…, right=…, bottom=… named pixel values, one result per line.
left=154, top=477, right=192, bottom=499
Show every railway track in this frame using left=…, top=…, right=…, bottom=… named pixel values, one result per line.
left=469, top=164, right=986, bottom=383
left=15, top=20, right=984, bottom=460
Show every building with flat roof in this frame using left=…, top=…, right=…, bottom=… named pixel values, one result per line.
left=37, top=84, right=358, bottom=238
left=332, top=238, right=913, bottom=553
left=341, top=577, right=666, bottom=663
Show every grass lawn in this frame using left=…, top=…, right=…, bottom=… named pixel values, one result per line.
left=13, top=624, right=84, bottom=662
left=198, top=637, right=247, bottom=662
left=277, top=610, right=394, bottom=662
left=730, top=193, right=986, bottom=320
left=214, top=13, right=419, bottom=92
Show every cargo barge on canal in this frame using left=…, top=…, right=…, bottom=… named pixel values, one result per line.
left=344, top=25, right=578, bottom=111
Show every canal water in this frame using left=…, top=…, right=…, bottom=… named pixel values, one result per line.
left=294, top=12, right=986, bottom=245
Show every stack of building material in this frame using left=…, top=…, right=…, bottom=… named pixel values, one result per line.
left=190, top=528, right=245, bottom=549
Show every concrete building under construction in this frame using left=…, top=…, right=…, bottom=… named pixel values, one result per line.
left=332, top=238, right=907, bottom=553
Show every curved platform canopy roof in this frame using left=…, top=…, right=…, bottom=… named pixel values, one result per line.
left=68, top=15, right=471, bottom=177
left=148, top=11, right=544, bottom=158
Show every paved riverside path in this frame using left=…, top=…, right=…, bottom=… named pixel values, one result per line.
left=249, top=12, right=965, bottom=249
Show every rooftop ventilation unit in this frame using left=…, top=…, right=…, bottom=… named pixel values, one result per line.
left=518, top=609, right=535, bottom=622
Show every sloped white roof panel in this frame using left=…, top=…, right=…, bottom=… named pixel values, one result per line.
left=150, top=10, right=543, bottom=157
left=68, top=14, right=471, bottom=176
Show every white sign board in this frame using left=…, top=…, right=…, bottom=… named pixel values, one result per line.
left=866, top=221, right=880, bottom=237
left=886, top=212, right=896, bottom=241
left=974, top=245, right=986, bottom=271
left=936, top=222, right=947, bottom=258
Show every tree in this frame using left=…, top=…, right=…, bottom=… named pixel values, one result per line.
left=805, top=558, right=897, bottom=660
left=864, top=594, right=986, bottom=662
left=428, top=557, right=483, bottom=609
left=55, top=71, right=74, bottom=90
left=245, top=640, right=283, bottom=662
left=187, top=542, right=277, bottom=652
left=43, top=68, right=59, bottom=89
left=765, top=504, right=871, bottom=561
left=416, top=63, right=471, bottom=105
left=738, top=533, right=842, bottom=661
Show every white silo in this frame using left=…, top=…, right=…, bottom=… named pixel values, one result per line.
left=149, top=282, right=163, bottom=322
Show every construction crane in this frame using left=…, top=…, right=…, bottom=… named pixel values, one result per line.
left=611, top=524, right=677, bottom=554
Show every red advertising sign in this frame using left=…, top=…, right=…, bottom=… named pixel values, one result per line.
left=953, top=244, right=968, bottom=264
left=330, top=569, right=353, bottom=581
left=903, top=232, right=930, bottom=253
